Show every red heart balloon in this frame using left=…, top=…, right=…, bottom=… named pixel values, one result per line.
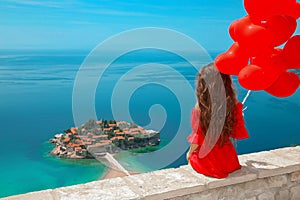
left=264, top=15, right=297, bottom=47
left=270, top=0, right=297, bottom=17
left=238, top=64, right=281, bottom=90
left=244, top=0, right=270, bottom=23
left=244, top=0, right=297, bottom=21
left=251, top=48, right=287, bottom=71
left=214, top=42, right=249, bottom=75
left=234, top=16, right=272, bottom=55
left=290, top=2, right=300, bottom=19
left=229, top=19, right=239, bottom=41
left=283, top=35, right=300, bottom=69
left=229, top=16, right=252, bottom=41
left=266, top=72, right=299, bottom=97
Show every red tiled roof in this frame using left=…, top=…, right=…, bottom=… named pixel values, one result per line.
left=75, top=139, right=83, bottom=143
left=66, top=143, right=72, bottom=147
left=66, top=143, right=81, bottom=148
left=63, top=138, right=71, bottom=143
left=71, top=127, right=77, bottom=134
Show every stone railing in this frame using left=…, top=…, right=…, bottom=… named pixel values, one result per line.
left=3, top=146, right=300, bottom=200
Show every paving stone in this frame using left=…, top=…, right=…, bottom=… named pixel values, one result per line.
left=266, top=175, right=287, bottom=188
left=257, top=192, right=275, bottom=200
left=53, top=177, right=139, bottom=200
left=276, top=190, right=289, bottom=200
left=180, top=164, right=257, bottom=190
left=123, top=167, right=206, bottom=200
left=291, top=171, right=300, bottom=182
left=290, top=185, right=300, bottom=200
left=239, top=150, right=300, bottom=178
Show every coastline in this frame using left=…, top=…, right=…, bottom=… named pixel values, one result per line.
left=49, top=120, right=160, bottom=160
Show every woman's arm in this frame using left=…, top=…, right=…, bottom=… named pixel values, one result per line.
left=186, top=102, right=200, bottom=163
left=186, top=143, right=199, bottom=163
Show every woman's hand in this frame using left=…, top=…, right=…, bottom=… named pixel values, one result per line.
left=186, top=151, right=192, bottom=164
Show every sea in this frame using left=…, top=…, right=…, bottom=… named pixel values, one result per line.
left=0, top=49, right=299, bottom=198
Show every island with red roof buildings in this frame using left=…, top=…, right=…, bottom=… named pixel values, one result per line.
left=49, top=119, right=160, bottom=159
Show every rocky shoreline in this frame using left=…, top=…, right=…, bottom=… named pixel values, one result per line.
left=49, top=133, right=93, bottom=159
left=49, top=119, right=160, bottom=159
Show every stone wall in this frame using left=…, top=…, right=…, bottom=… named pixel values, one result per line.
left=2, top=146, right=300, bottom=200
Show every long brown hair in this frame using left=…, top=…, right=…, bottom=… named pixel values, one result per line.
left=196, top=63, right=237, bottom=146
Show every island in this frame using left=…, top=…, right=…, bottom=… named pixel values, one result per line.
left=49, top=119, right=160, bottom=159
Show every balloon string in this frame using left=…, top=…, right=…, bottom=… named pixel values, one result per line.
left=242, top=90, right=251, bottom=111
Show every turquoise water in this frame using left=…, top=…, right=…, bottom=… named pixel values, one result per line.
left=0, top=49, right=299, bottom=198
left=0, top=141, right=106, bottom=198
left=115, top=138, right=170, bottom=172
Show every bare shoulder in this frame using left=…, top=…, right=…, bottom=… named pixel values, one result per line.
left=194, top=102, right=200, bottom=109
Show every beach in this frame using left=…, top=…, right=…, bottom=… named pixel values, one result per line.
left=101, top=168, right=140, bottom=179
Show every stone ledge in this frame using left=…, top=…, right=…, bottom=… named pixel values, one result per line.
left=2, top=190, right=55, bottom=200
left=2, top=146, right=300, bottom=200
left=53, top=177, right=139, bottom=200
left=239, top=146, right=300, bottom=178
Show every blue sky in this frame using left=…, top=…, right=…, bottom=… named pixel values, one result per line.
left=0, top=0, right=292, bottom=51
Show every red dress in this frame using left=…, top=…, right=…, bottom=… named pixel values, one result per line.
left=187, top=102, right=249, bottom=178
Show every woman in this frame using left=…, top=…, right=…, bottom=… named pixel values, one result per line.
left=186, top=63, right=249, bottom=178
